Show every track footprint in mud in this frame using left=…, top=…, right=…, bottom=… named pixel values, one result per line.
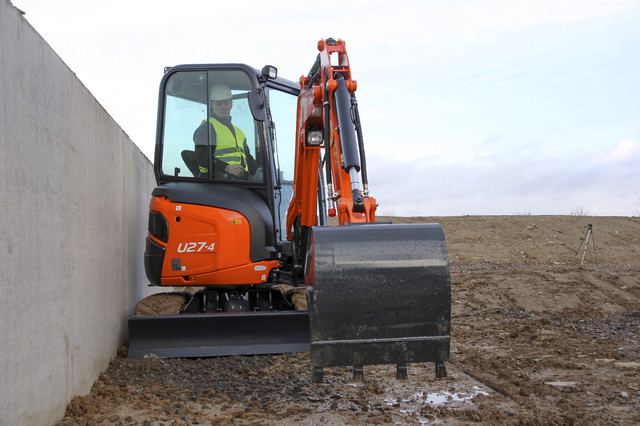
left=62, top=354, right=518, bottom=425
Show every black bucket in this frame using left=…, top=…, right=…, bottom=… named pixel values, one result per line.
left=306, top=223, right=451, bottom=382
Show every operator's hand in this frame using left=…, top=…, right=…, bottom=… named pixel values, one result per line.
left=225, top=164, right=245, bottom=177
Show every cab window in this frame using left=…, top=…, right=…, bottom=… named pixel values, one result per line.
left=266, top=87, right=299, bottom=240
left=161, top=70, right=263, bottom=182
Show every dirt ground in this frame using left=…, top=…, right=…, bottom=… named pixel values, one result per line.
left=59, top=215, right=640, bottom=425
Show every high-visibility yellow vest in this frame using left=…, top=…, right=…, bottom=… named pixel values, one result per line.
left=210, top=118, right=248, bottom=170
left=198, top=118, right=248, bottom=174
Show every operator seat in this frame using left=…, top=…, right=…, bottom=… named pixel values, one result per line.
left=181, top=150, right=199, bottom=177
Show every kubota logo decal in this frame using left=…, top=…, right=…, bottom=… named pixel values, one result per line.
left=177, top=242, right=215, bottom=253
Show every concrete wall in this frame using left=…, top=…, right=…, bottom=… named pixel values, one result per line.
left=1, top=1, right=156, bottom=424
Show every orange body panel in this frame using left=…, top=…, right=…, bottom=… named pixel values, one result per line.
left=149, top=196, right=278, bottom=286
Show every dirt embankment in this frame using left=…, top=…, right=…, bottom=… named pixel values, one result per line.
left=59, top=216, right=640, bottom=425
left=384, top=215, right=640, bottom=265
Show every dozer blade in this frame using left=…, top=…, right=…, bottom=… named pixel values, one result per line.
left=128, top=311, right=310, bottom=359
left=306, top=223, right=451, bottom=382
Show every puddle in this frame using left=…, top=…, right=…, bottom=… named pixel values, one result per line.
left=385, top=385, right=489, bottom=407
left=383, top=386, right=490, bottom=424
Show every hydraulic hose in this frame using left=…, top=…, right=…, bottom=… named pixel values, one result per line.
left=351, top=96, right=369, bottom=195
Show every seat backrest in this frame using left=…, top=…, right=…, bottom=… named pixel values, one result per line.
left=181, top=150, right=199, bottom=177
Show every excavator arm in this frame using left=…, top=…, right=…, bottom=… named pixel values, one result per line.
left=286, top=38, right=375, bottom=238
left=287, top=39, right=451, bottom=382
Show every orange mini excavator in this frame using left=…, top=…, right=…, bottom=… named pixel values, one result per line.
left=128, top=38, right=451, bottom=382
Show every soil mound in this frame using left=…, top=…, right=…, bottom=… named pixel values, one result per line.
left=58, top=216, right=640, bottom=425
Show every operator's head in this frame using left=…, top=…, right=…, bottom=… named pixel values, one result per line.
left=210, top=83, right=233, bottom=119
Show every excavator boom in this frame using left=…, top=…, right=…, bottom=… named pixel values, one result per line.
left=287, top=38, right=375, bottom=234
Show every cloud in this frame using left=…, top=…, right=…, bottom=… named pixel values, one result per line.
left=366, top=134, right=640, bottom=217
left=605, top=139, right=640, bottom=161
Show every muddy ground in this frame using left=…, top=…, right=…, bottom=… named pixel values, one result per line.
left=59, top=216, right=640, bottom=425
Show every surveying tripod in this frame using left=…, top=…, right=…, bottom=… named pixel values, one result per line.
left=576, top=224, right=596, bottom=265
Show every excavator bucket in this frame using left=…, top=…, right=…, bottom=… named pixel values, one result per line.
left=306, top=223, right=451, bottom=382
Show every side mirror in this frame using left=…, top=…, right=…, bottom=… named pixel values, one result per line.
left=248, top=92, right=266, bottom=122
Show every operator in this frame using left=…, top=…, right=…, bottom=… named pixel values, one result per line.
left=193, top=83, right=260, bottom=179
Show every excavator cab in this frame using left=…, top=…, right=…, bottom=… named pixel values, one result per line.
left=130, top=65, right=311, bottom=358
left=146, top=65, right=298, bottom=287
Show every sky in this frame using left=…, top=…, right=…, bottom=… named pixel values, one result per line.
left=10, top=0, right=640, bottom=216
